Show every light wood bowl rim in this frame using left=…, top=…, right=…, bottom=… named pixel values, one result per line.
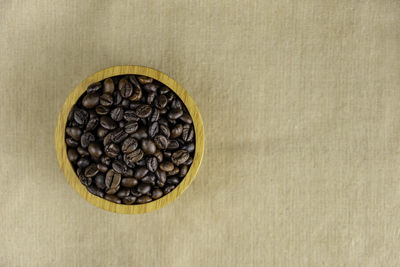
left=55, top=65, right=204, bottom=214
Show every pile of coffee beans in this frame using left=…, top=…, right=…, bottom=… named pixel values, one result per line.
left=65, top=75, right=195, bottom=204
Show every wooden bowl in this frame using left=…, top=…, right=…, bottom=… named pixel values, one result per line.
left=55, top=66, right=204, bottom=214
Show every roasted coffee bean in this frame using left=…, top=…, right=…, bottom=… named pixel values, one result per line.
left=116, top=188, right=131, bottom=198
left=147, top=157, right=158, bottom=172
left=95, top=105, right=110, bottom=115
left=179, top=165, right=188, bottom=177
left=171, top=150, right=190, bottom=166
left=66, top=127, right=82, bottom=141
left=97, top=163, right=108, bottom=173
left=136, top=159, right=146, bottom=166
left=150, top=108, right=160, bottom=122
left=125, top=149, right=144, bottom=164
left=154, top=135, right=168, bottom=150
left=134, top=167, right=148, bottom=179
left=112, top=160, right=128, bottom=174
left=123, top=110, right=139, bottom=121
left=100, top=116, right=117, bottom=130
left=147, top=92, right=156, bottom=104
left=99, top=93, right=113, bottom=106
left=101, top=156, right=111, bottom=166
left=171, top=99, right=183, bottom=110
left=104, top=143, right=120, bottom=158
left=121, top=178, right=138, bottom=188
left=168, top=109, right=183, bottom=120
left=82, top=93, right=99, bottom=109
left=118, top=78, right=133, bottom=98
left=88, top=142, right=102, bottom=158
left=122, top=196, right=136, bottom=204
left=136, top=195, right=152, bottom=204
left=74, top=109, right=89, bottom=124
left=159, top=161, right=174, bottom=172
left=77, top=146, right=89, bottom=156
left=136, top=104, right=152, bottom=118
left=129, top=87, right=142, bottom=102
left=94, top=173, right=106, bottom=189
left=164, top=185, right=175, bottom=194
left=124, top=121, right=138, bottom=134
left=148, top=121, right=159, bottom=137
left=154, top=150, right=163, bottom=163
left=119, top=121, right=125, bottom=128
left=103, top=78, right=115, bottom=94
left=143, top=83, right=158, bottom=92
left=168, top=118, right=176, bottom=125
left=129, top=75, right=141, bottom=88
left=141, top=174, right=156, bottom=185
left=87, top=184, right=104, bottom=198
left=87, top=82, right=102, bottom=93
left=183, top=157, right=193, bottom=165
left=168, top=167, right=179, bottom=176
left=159, top=124, right=170, bottom=138
left=171, top=124, right=183, bottom=138
left=110, top=107, right=124, bottom=121
left=141, top=139, right=156, bottom=154
left=131, top=127, right=148, bottom=140
left=155, top=169, right=167, bottom=185
left=66, top=138, right=79, bottom=147
left=137, top=183, right=152, bottom=194
left=182, top=124, right=194, bottom=142
left=67, top=149, right=79, bottom=162
left=167, top=177, right=180, bottom=185
left=84, top=164, right=99, bottom=178
left=121, top=137, right=138, bottom=153
left=167, top=140, right=179, bottom=150
left=113, top=91, right=122, bottom=105
left=86, top=117, right=99, bottom=131
left=97, top=127, right=108, bottom=139
left=137, top=76, right=153, bottom=84
left=77, top=157, right=90, bottom=168
left=80, top=132, right=95, bottom=148
left=78, top=168, right=92, bottom=186
left=105, top=169, right=121, bottom=194
left=159, top=86, right=170, bottom=94
left=180, top=112, right=193, bottom=124
left=159, top=108, right=168, bottom=114
left=166, top=92, right=175, bottom=102
left=110, top=128, right=128, bottom=143
left=163, top=151, right=172, bottom=158
left=130, top=189, right=142, bottom=197
left=104, top=194, right=121, bottom=204
left=181, top=143, right=195, bottom=153
left=155, top=95, right=168, bottom=109
left=123, top=168, right=134, bottom=177
left=158, top=117, right=168, bottom=127
left=152, top=188, right=163, bottom=199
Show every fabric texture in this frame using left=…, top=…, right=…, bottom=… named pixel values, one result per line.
left=0, top=0, right=399, bottom=266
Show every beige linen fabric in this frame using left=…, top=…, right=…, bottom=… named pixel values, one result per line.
left=0, top=0, right=399, bottom=266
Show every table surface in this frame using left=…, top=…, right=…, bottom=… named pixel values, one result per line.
left=1, top=1, right=399, bottom=266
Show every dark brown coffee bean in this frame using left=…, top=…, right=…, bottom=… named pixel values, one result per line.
left=136, top=159, right=146, bottom=166
left=171, top=150, right=190, bottom=166
left=164, top=185, right=175, bottom=194
left=122, top=196, right=136, bottom=204
left=77, top=157, right=90, bottom=168
left=166, top=92, right=175, bottom=102
left=97, top=127, right=108, bottom=139
left=137, top=76, right=153, bottom=84
left=141, top=139, right=156, bottom=154
left=134, top=167, right=148, bottom=179
left=100, top=116, right=116, bottom=130
left=103, top=133, right=113, bottom=146
left=88, top=142, right=102, bottom=158
left=147, top=92, right=156, bottom=104
left=96, top=163, right=108, bottom=173
left=103, top=78, right=115, bottom=94
left=143, top=83, right=158, bottom=92
left=136, top=104, right=152, bottom=118
left=125, top=149, right=144, bottom=164
left=137, top=183, right=151, bottom=194
left=141, top=174, right=156, bottom=185
left=121, top=178, right=138, bottom=188
left=104, top=143, right=120, bottom=158
left=159, top=124, right=170, bottom=138
left=118, top=78, right=133, bottom=98
left=66, top=127, right=82, bottom=141
left=113, top=91, right=122, bottom=105
left=129, top=87, right=142, bottom=102
left=123, top=168, right=134, bottom=177
left=171, top=99, right=183, bottom=110
left=136, top=195, right=152, bottom=204
left=124, top=121, right=138, bottom=134
left=179, top=165, right=188, bottom=177
left=84, top=164, right=98, bottom=178
left=152, top=188, right=163, bottom=199
left=67, top=149, right=79, bottom=162
left=147, top=157, right=158, bottom=172
left=110, top=128, right=128, bottom=143
left=66, top=138, right=78, bottom=147
left=110, top=107, right=124, bottom=121
left=168, top=118, right=176, bottom=125
left=78, top=168, right=92, bottom=186
left=105, top=169, right=121, bottom=194
left=130, top=189, right=142, bottom=197
left=101, top=156, right=111, bottom=166
left=164, top=151, right=171, bottom=158
left=159, top=86, right=170, bottom=94
left=159, top=108, right=168, bottom=114
left=150, top=108, right=160, bottom=122
left=94, top=173, right=106, bottom=189
left=80, top=132, right=95, bottom=148
left=154, top=150, right=163, bottom=163
left=168, top=167, right=179, bottom=176
left=116, top=188, right=131, bottom=198
left=131, top=127, right=148, bottom=140
left=155, top=95, right=168, bottom=109
left=86, top=117, right=99, bottom=131
left=160, top=161, right=174, bottom=172
left=167, top=140, right=179, bottom=150
left=82, top=93, right=100, bottom=109
left=121, top=137, right=138, bottom=153
left=154, top=135, right=168, bottom=150
left=123, top=110, right=139, bottom=121
left=99, top=93, right=113, bottom=106
left=105, top=194, right=121, bottom=204
left=95, top=105, right=110, bottom=115
left=87, top=184, right=105, bottom=198
left=77, top=146, right=89, bottom=156
left=119, top=121, right=125, bottom=128
left=158, top=117, right=168, bottom=127
left=155, top=169, right=167, bottom=187
left=74, top=109, right=89, bottom=124
left=180, top=112, right=193, bottom=124
left=128, top=75, right=141, bottom=88
left=167, top=177, right=180, bottom=185
left=171, top=124, right=183, bottom=138
left=148, top=121, right=159, bottom=137
left=182, top=124, right=194, bottom=142
left=168, top=109, right=183, bottom=120
left=87, top=82, right=102, bottom=93
left=183, top=156, right=193, bottom=165
left=112, top=160, right=127, bottom=174
left=182, top=143, right=195, bottom=153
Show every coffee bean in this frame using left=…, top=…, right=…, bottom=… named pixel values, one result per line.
left=154, top=150, right=163, bottom=163
left=119, top=121, right=125, bottom=128
left=99, top=93, right=113, bottom=106
left=135, top=195, right=152, bottom=204
left=74, top=109, right=89, bottom=124
left=137, top=76, right=153, bottom=84
left=136, top=159, right=146, bottom=166
left=121, top=137, right=138, bottom=153
left=118, top=78, right=133, bottom=98
left=121, top=178, right=138, bottom=188
left=154, top=135, right=168, bottom=150
left=78, top=168, right=92, bottom=186
left=84, top=164, right=99, bottom=178
left=150, top=108, right=160, bottom=122
left=100, top=116, right=117, bottom=130
left=179, top=165, right=188, bottom=177
left=103, top=133, right=112, bottom=146
left=110, top=128, right=128, bottom=143
left=97, top=127, right=108, bottom=139
left=116, top=188, right=131, bottom=198
left=94, top=173, right=106, bottom=189
left=159, top=124, right=170, bottom=138
left=131, top=127, right=148, bottom=140
left=103, top=78, right=115, bottom=94
left=77, top=146, right=89, bottom=156
left=130, top=189, right=142, bottom=197
left=182, top=143, right=195, bottom=153
left=171, top=99, right=183, bottom=110
left=141, top=139, right=156, bottom=154
left=148, top=121, right=159, bottom=137
left=77, top=157, right=90, bottom=168
left=95, top=105, right=110, bottom=115
left=152, top=188, right=163, bottom=199
left=105, top=194, right=121, bottom=204
left=167, top=140, right=179, bottom=150
left=104, top=143, right=120, bottom=158
left=183, top=157, right=193, bottom=165
left=66, top=127, right=82, bottom=141
left=97, top=163, right=108, bottom=173
left=158, top=117, right=168, bottom=127
left=80, top=132, right=95, bottom=148
left=155, top=95, right=168, bottom=109
left=143, top=83, right=158, bottom=92
left=182, top=124, right=194, bottom=142
left=147, top=92, right=156, bottom=104
left=137, top=183, right=151, bottom=194
left=123, top=110, right=139, bottom=121
left=171, top=150, right=190, bottom=166
left=86, top=117, right=99, bottom=131
left=136, top=104, right=152, bottom=118
left=159, top=86, right=170, bottom=94
left=180, top=112, right=193, bottom=124
left=164, top=185, right=175, bottom=194
left=67, top=149, right=79, bottom=162
left=88, top=142, right=102, bottom=158
left=122, top=196, right=136, bottom=204
left=134, top=167, right=148, bottom=179
left=168, top=167, right=179, bottom=176
left=125, top=149, right=144, bottom=164
left=87, top=82, right=102, bottom=94
left=110, top=107, right=124, bottom=121
left=166, top=92, right=175, bottom=102
left=147, top=157, right=158, bottom=172
left=159, top=161, right=174, bottom=172
left=105, top=169, right=121, bottom=194
left=171, top=124, right=183, bottom=138
left=101, top=156, right=111, bottom=166
left=129, top=87, right=142, bottom=102
left=87, top=184, right=105, bottom=198
left=123, top=168, right=134, bottom=177
left=112, top=160, right=128, bottom=174
left=163, top=151, right=172, bottom=158
left=121, top=99, right=130, bottom=108
left=66, top=138, right=79, bottom=147
left=168, top=109, right=183, bottom=120
left=82, top=93, right=100, bottom=109
left=155, top=169, right=167, bottom=187
left=113, top=91, right=122, bottom=105
left=167, top=177, right=180, bottom=185
left=141, top=174, right=156, bottom=185
left=124, top=121, right=138, bottom=134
